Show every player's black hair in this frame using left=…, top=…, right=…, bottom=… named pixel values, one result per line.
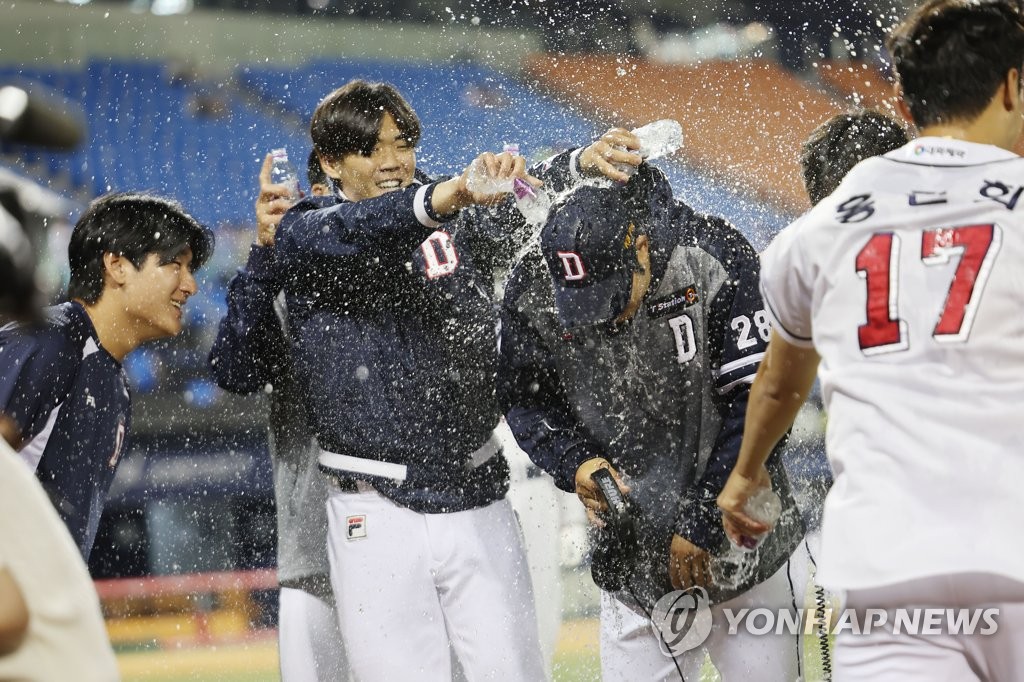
left=310, top=80, right=422, bottom=162
left=68, top=192, right=213, bottom=305
left=887, top=0, right=1024, bottom=128
left=306, top=148, right=328, bottom=188
left=801, top=109, right=910, bottom=205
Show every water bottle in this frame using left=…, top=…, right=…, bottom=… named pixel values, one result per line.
left=269, top=148, right=300, bottom=203
left=465, top=142, right=524, bottom=195
left=615, top=119, right=684, bottom=177
left=464, top=149, right=552, bottom=227
left=465, top=158, right=514, bottom=196
left=512, top=177, right=552, bottom=228
left=709, top=487, right=782, bottom=591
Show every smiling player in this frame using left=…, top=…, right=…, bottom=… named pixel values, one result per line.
left=0, top=192, right=213, bottom=559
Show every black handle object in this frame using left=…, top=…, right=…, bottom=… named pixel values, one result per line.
left=591, top=467, right=627, bottom=517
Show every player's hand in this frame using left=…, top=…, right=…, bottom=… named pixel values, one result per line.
left=717, top=465, right=773, bottom=549
left=454, top=151, right=543, bottom=207
left=579, top=128, right=643, bottom=184
left=574, top=457, right=630, bottom=526
left=669, top=534, right=712, bottom=590
left=256, top=152, right=300, bottom=247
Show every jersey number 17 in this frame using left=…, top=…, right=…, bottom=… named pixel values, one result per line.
left=855, top=223, right=1002, bottom=355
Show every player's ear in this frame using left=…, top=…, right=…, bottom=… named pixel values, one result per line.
left=102, top=252, right=130, bottom=287
left=1002, top=67, right=1022, bottom=112
left=893, top=84, right=915, bottom=129
left=317, top=152, right=343, bottom=181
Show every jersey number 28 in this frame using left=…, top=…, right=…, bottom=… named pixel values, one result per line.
left=855, top=223, right=1002, bottom=354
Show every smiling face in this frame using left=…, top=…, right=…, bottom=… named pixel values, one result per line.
left=321, top=112, right=416, bottom=202
left=121, top=247, right=198, bottom=341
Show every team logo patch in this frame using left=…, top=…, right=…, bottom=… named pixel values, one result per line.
left=346, top=515, right=367, bottom=540
left=645, top=285, right=699, bottom=319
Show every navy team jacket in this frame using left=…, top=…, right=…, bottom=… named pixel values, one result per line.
left=272, top=158, right=581, bottom=513
left=0, top=302, right=131, bottom=559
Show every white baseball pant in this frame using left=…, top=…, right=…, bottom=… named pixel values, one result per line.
left=600, top=554, right=804, bottom=681
left=279, top=584, right=349, bottom=681
left=326, top=484, right=547, bottom=682
left=836, top=572, right=1024, bottom=681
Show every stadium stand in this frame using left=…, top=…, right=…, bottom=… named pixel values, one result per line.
left=524, top=54, right=877, bottom=217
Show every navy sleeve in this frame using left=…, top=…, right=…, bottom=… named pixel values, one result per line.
left=498, top=258, right=604, bottom=493
left=676, top=216, right=770, bottom=550
left=208, top=245, right=289, bottom=395
left=0, top=327, right=77, bottom=444
left=275, top=184, right=446, bottom=276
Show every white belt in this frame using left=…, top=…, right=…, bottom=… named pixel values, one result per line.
left=318, top=430, right=502, bottom=483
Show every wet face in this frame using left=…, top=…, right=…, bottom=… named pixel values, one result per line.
left=121, top=247, right=197, bottom=340
left=324, top=112, right=416, bottom=202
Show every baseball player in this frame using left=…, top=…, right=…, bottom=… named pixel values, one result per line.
left=719, top=1, right=1024, bottom=679
left=209, top=152, right=347, bottom=681
left=0, top=192, right=212, bottom=559
left=272, top=79, right=618, bottom=682
left=801, top=108, right=910, bottom=207
left=0, top=201, right=119, bottom=681
left=499, top=153, right=806, bottom=681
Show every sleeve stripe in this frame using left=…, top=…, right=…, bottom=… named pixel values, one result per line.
left=717, top=374, right=756, bottom=394
left=716, top=352, right=764, bottom=377
left=760, top=281, right=816, bottom=348
left=414, top=184, right=444, bottom=229
left=568, top=148, right=585, bottom=185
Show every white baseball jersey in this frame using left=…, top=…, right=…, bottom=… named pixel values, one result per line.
left=761, top=137, right=1024, bottom=592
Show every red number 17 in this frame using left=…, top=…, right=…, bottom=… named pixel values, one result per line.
left=855, top=224, right=1002, bottom=354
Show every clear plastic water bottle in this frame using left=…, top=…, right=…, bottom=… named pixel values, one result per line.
left=465, top=158, right=514, bottom=195
left=464, top=144, right=551, bottom=227
left=709, top=487, right=782, bottom=591
left=512, top=178, right=552, bottom=228
left=270, top=148, right=300, bottom=203
left=615, top=119, right=684, bottom=177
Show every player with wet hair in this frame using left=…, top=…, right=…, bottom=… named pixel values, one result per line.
left=0, top=192, right=212, bottom=560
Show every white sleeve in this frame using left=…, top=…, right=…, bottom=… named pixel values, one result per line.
left=759, top=217, right=816, bottom=348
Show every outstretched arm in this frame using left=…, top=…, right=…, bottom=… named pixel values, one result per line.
left=717, top=331, right=819, bottom=543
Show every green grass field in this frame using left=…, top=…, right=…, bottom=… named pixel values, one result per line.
left=115, top=627, right=603, bottom=682
left=115, top=619, right=831, bottom=682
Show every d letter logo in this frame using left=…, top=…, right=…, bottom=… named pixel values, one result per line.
left=557, top=251, right=586, bottom=281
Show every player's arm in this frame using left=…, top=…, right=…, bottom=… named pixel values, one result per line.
left=209, top=162, right=295, bottom=394
left=458, top=130, right=643, bottom=275
left=207, top=247, right=290, bottom=395
left=0, top=331, right=76, bottom=452
left=0, top=563, right=28, bottom=655
left=717, top=214, right=820, bottom=541
left=718, top=332, right=819, bottom=543
left=497, top=259, right=611, bottom=495
left=277, top=151, right=536, bottom=268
